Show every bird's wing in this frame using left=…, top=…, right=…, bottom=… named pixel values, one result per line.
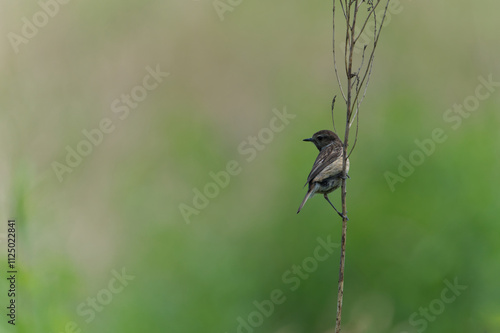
left=305, top=143, right=343, bottom=186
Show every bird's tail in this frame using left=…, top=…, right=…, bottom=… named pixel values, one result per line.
left=297, top=183, right=319, bottom=214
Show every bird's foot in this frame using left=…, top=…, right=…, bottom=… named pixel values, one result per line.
left=336, top=211, right=349, bottom=221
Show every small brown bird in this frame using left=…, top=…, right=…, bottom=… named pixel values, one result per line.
left=297, top=130, right=349, bottom=218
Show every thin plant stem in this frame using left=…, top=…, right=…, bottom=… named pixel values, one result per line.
left=332, top=1, right=391, bottom=332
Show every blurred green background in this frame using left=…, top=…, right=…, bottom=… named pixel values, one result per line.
left=1, top=0, right=499, bottom=332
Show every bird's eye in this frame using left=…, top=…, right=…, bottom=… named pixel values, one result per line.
left=317, top=136, right=323, bottom=140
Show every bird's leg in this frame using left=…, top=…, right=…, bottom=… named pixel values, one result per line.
left=323, top=194, right=349, bottom=220
left=336, top=172, right=350, bottom=180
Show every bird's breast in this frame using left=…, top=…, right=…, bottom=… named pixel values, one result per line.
left=312, top=157, right=349, bottom=183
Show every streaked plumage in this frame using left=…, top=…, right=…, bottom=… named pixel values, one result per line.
left=297, top=130, right=349, bottom=218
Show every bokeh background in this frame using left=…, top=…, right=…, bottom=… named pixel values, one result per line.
left=1, top=0, right=499, bottom=332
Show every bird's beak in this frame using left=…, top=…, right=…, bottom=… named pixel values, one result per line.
left=303, top=138, right=313, bottom=142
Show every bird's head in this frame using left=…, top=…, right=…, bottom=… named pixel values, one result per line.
left=303, top=130, right=341, bottom=151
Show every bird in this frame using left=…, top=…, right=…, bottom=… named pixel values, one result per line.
left=297, top=130, right=349, bottom=218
